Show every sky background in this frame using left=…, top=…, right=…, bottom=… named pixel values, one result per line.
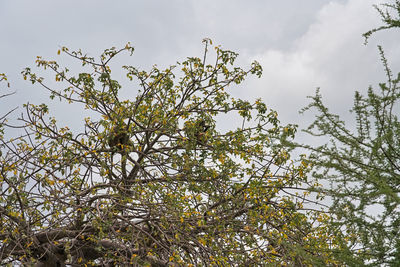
left=1, top=0, right=399, bottom=137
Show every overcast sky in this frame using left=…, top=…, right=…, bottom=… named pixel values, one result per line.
left=1, top=0, right=399, bottom=133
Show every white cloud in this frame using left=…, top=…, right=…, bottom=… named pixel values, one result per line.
left=249, top=0, right=395, bottom=125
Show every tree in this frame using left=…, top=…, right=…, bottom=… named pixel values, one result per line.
left=0, top=40, right=340, bottom=266
left=299, top=1, right=400, bottom=266
left=0, top=73, right=16, bottom=157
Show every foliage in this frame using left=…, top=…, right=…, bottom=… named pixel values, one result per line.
left=0, top=40, right=340, bottom=266
left=363, top=0, right=400, bottom=43
left=300, top=2, right=400, bottom=266
left=0, top=73, right=15, bottom=144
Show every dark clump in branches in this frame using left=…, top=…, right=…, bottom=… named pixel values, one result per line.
left=108, top=122, right=131, bottom=151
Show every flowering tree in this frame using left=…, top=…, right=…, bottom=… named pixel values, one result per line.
left=0, top=40, right=339, bottom=266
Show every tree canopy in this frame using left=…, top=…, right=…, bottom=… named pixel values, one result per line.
left=0, top=40, right=339, bottom=266
left=299, top=1, right=400, bottom=266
